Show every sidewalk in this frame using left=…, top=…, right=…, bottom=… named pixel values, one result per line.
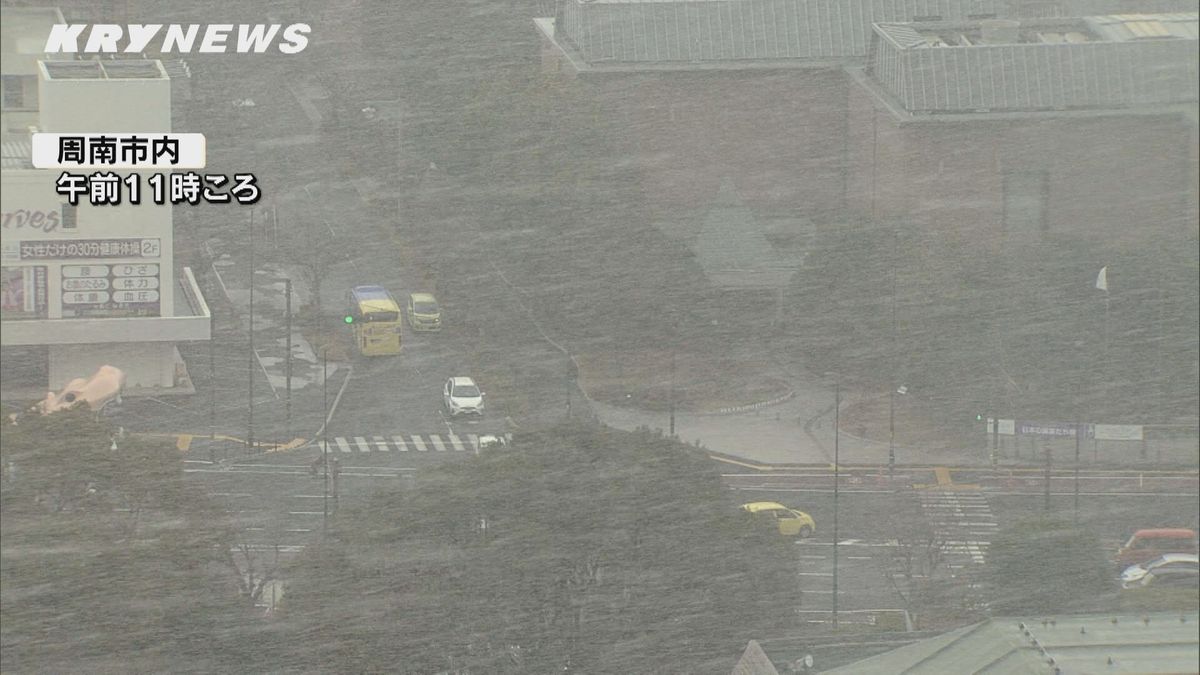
left=588, top=379, right=999, bottom=468
left=588, top=381, right=1199, bottom=469
left=208, top=249, right=338, bottom=397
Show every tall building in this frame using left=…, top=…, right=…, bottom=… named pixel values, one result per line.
left=1, top=6, right=210, bottom=395
left=535, top=1, right=1199, bottom=243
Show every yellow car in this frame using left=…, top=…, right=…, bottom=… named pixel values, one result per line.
left=406, top=292, right=442, bottom=332
left=742, top=502, right=816, bottom=538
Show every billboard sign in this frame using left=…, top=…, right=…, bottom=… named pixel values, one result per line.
left=1, top=266, right=49, bottom=320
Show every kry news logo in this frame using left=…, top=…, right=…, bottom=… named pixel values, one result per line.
left=44, top=24, right=311, bottom=54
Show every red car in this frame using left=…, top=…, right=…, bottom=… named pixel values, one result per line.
left=1116, top=529, right=1199, bottom=568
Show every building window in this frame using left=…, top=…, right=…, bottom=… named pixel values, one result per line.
left=1003, top=171, right=1049, bottom=237
left=61, top=203, right=77, bottom=229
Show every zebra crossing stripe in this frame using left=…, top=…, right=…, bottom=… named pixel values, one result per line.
left=322, top=433, right=509, bottom=453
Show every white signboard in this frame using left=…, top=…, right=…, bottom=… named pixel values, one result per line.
left=112, top=277, right=159, bottom=290
left=113, top=263, right=159, bottom=277
left=1094, top=424, right=1143, bottom=441
left=63, top=291, right=111, bottom=304
left=63, top=278, right=110, bottom=291
left=32, top=132, right=207, bottom=169
left=62, top=265, right=111, bottom=278
left=986, top=418, right=1016, bottom=436
left=112, top=290, right=160, bottom=303
left=60, top=263, right=160, bottom=318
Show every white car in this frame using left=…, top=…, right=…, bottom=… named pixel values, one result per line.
left=477, top=434, right=509, bottom=450
left=1120, top=553, right=1199, bottom=589
left=444, top=376, right=484, bottom=417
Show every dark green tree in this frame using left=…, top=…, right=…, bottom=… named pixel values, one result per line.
left=0, top=407, right=262, bottom=674
left=983, top=518, right=1112, bottom=615
left=786, top=219, right=1199, bottom=434
left=276, top=425, right=801, bottom=673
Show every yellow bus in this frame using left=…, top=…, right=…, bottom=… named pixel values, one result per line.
left=346, top=285, right=403, bottom=356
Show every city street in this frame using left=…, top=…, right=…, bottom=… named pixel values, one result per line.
left=725, top=466, right=1198, bottom=624
left=1, top=2, right=1196, bottom=672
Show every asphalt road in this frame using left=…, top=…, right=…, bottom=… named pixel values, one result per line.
left=725, top=486, right=922, bottom=619
left=726, top=469, right=1199, bottom=625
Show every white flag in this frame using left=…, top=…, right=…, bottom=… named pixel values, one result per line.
left=1095, top=266, right=1108, bottom=292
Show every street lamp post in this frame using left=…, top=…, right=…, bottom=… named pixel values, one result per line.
left=833, top=379, right=840, bottom=630
left=669, top=350, right=676, bottom=437
left=1043, top=442, right=1052, bottom=512
left=890, top=385, right=907, bottom=484
left=889, top=388, right=895, bottom=481
left=322, top=349, right=329, bottom=532
left=889, top=234, right=898, bottom=483
left=285, top=278, right=292, bottom=439
left=209, top=322, right=216, bottom=442
left=247, top=211, right=255, bottom=455
left=1080, top=422, right=1089, bottom=523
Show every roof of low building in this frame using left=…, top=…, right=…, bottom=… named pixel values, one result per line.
left=1, top=137, right=33, bottom=170
left=731, top=640, right=780, bottom=675
left=819, top=613, right=1200, bottom=674
left=868, top=12, right=1198, bottom=115
left=0, top=6, right=64, bottom=58
left=40, top=59, right=169, bottom=81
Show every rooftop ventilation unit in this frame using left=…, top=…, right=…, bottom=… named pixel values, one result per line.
left=980, top=19, right=1021, bottom=44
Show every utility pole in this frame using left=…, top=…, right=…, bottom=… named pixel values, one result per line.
left=1080, top=422, right=1089, bottom=523
left=669, top=350, right=676, bottom=437
left=888, top=388, right=895, bottom=482
left=992, top=412, right=1000, bottom=466
left=1097, top=267, right=1111, bottom=410
left=833, top=380, right=840, bottom=631
left=209, top=324, right=216, bottom=442
left=322, top=348, right=329, bottom=532
left=285, top=278, right=293, bottom=438
left=247, top=210, right=255, bottom=455
left=1103, top=293, right=1111, bottom=407
left=889, top=239, right=897, bottom=483
left=1044, top=443, right=1052, bottom=512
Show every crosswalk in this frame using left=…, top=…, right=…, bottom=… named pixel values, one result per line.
left=919, top=491, right=997, bottom=564
left=317, top=433, right=511, bottom=454
left=919, top=490, right=998, bottom=609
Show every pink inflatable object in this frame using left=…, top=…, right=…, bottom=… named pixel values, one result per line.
left=39, top=365, right=126, bottom=414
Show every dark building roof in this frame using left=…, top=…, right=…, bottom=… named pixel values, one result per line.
left=544, top=0, right=1198, bottom=68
